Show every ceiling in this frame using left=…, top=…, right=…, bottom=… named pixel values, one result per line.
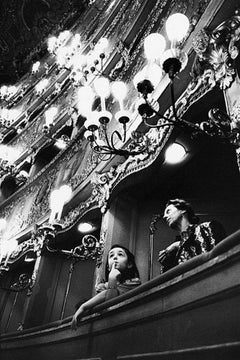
left=0, top=0, right=87, bottom=85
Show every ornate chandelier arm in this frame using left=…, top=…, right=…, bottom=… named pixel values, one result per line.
left=110, top=123, right=127, bottom=149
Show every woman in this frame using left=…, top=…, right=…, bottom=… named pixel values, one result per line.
left=158, top=199, right=226, bottom=272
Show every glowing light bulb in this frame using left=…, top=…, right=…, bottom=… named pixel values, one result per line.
left=32, top=61, right=41, bottom=73
left=144, top=33, right=166, bottom=60
left=111, top=81, right=128, bottom=110
left=48, top=36, right=57, bottom=53
left=0, top=218, right=7, bottom=232
left=165, top=143, right=186, bottom=164
left=166, top=13, right=190, bottom=42
left=59, top=184, right=72, bottom=203
left=96, top=37, right=109, bottom=53
left=77, top=222, right=94, bottom=233
left=45, top=106, right=58, bottom=126
left=77, top=86, right=95, bottom=117
left=94, top=77, right=110, bottom=111
left=111, top=81, right=128, bottom=101
left=93, top=77, right=110, bottom=98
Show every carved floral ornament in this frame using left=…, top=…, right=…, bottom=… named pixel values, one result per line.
left=191, top=12, right=240, bottom=90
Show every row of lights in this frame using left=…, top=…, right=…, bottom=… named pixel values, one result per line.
left=0, top=139, right=186, bottom=269
left=0, top=13, right=190, bottom=170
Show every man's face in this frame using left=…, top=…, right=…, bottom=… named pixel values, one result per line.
left=163, top=204, right=183, bottom=229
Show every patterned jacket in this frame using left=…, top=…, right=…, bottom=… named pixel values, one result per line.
left=159, top=220, right=226, bottom=273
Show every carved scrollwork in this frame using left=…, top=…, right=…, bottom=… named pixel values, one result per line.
left=72, top=234, right=104, bottom=261
left=192, top=12, right=240, bottom=89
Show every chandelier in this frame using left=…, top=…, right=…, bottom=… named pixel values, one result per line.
left=81, top=13, right=199, bottom=158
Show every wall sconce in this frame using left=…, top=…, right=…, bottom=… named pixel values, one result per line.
left=35, top=78, right=49, bottom=96
left=24, top=250, right=37, bottom=263
left=77, top=222, right=94, bottom=233
left=164, top=142, right=187, bottom=164
left=0, top=108, right=21, bottom=130
left=0, top=238, right=18, bottom=271
left=0, top=85, right=19, bottom=102
left=46, top=234, right=103, bottom=261
left=47, top=31, right=72, bottom=55
left=49, top=184, right=72, bottom=224
left=42, top=107, right=70, bottom=149
left=32, top=61, right=41, bottom=74
left=43, top=106, right=58, bottom=134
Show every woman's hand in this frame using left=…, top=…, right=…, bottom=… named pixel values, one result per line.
left=166, top=241, right=180, bottom=253
left=71, top=306, right=85, bottom=330
left=158, top=241, right=180, bottom=263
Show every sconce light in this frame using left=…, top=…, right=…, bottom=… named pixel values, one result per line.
left=42, top=106, right=70, bottom=149
left=165, top=143, right=187, bottom=164
left=77, top=222, right=94, bottom=233
left=49, top=184, right=72, bottom=224
left=0, top=238, right=18, bottom=271
left=24, top=250, right=37, bottom=262
left=83, top=78, right=142, bottom=157
left=32, top=61, right=41, bottom=74
left=35, top=78, right=49, bottom=96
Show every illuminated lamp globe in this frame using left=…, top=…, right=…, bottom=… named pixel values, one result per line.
left=50, top=189, right=60, bottom=210
left=77, top=222, right=94, bottom=233
left=0, top=218, right=7, bottom=232
left=25, top=250, right=37, bottom=262
left=77, top=86, right=95, bottom=117
left=47, top=36, right=57, bottom=52
left=111, top=81, right=128, bottom=101
left=97, top=37, right=109, bottom=53
left=59, top=184, right=72, bottom=203
left=55, top=138, right=67, bottom=150
left=144, top=33, right=166, bottom=60
left=166, top=13, right=190, bottom=42
left=165, top=143, right=186, bottom=164
left=6, top=239, right=18, bottom=254
left=93, top=77, right=110, bottom=98
left=140, top=63, right=162, bottom=89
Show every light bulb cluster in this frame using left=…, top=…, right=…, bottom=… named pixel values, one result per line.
left=42, top=107, right=70, bottom=149
left=0, top=108, right=21, bottom=129
left=82, top=13, right=190, bottom=157
left=69, top=37, right=109, bottom=86
left=134, top=12, right=190, bottom=93
left=134, top=13, right=191, bottom=127
left=0, top=85, right=19, bottom=101
left=80, top=78, right=133, bottom=156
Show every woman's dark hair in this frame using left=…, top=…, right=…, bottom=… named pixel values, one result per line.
left=105, top=244, right=139, bottom=283
left=166, top=199, right=200, bottom=224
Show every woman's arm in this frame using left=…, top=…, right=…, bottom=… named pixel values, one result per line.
left=158, top=241, right=180, bottom=272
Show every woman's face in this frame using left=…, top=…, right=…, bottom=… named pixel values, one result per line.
left=163, top=204, right=183, bottom=229
left=108, top=247, right=129, bottom=272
